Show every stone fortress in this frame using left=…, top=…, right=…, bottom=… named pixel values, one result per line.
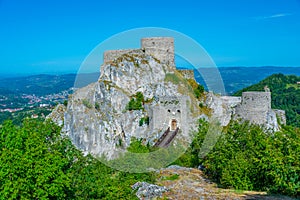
left=104, top=37, right=175, bottom=67
left=103, top=37, right=285, bottom=132
left=56, top=37, right=288, bottom=161
left=234, top=91, right=286, bottom=130
left=103, top=37, right=194, bottom=79
left=151, top=96, right=187, bottom=132
left=103, top=37, right=193, bottom=145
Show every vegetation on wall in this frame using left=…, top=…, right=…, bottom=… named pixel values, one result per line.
left=82, top=99, right=93, bottom=109
left=187, top=78, right=205, bottom=99
left=139, top=116, right=149, bottom=126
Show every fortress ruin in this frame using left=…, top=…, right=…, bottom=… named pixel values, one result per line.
left=104, top=37, right=174, bottom=67
left=233, top=91, right=286, bottom=130
left=103, top=37, right=286, bottom=131
left=103, top=37, right=194, bottom=79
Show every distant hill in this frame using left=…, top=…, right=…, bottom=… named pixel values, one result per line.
left=195, top=66, right=300, bottom=94
left=1, top=67, right=299, bottom=96
left=0, top=73, right=99, bottom=96
left=234, top=73, right=300, bottom=127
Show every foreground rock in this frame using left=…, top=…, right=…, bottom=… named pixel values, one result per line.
left=45, top=104, right=66, bottom=126
left=149, top=165, right=296, bottom=200
left=132, top=182, right=169, bottom=200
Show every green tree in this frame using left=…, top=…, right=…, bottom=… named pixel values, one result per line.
left=0, top=119, right=155, bottom=199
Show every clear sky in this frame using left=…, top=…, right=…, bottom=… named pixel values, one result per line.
left=0, top=0, right=300, bottom=75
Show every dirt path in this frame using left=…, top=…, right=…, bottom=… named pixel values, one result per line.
left=156, top=166, right=297, bottom=200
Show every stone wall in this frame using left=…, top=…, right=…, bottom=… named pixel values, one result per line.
left=103, top=37, right=175, bottom=67
left=235, top=92, right=273, bottom=126
left=152, top=96, right=186, bottom=132
left=240, top=92, right=271, bottom=111
left=141, top=37, right=175, bottom=67
left=103, top=49, right=138, bottom=64
left=274, top=109, right=287, bottom=125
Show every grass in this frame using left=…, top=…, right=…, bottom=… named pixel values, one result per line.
left=286, top=83, right=299, bottom=90
left=82, top=99, right=93, bottom=109
left=162, top=174, right=180, bottom=181
left=164, top=73, right=181, bottom=84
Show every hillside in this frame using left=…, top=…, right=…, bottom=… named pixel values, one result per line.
left=194, top=66, right=300, bottom=94
left=234, top=74, right=300, bottom=127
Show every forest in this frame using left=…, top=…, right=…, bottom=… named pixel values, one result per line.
left=0, top=118, right=299, bottom=199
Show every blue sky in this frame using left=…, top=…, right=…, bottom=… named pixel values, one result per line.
left=0, top=0, right=300, bottom=75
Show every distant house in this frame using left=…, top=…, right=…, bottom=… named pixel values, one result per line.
left=31, top=114, right=39, bottom=119
left=297, top=81, right=300, bottom=85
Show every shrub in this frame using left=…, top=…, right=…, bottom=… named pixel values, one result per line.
left=82, top=99, right=93, bottom=109
left=126, top=92, right=144, bottom=111
left=200, top=122, right=300, bottom=196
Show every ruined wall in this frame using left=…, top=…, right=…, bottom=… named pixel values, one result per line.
left=103, top=37, right=175, bottom=67
left=235, top=92, right=272, bottom=125
left=103, top=49, right=138, bottom=64
left=152, top=96, right=186, bottom=131
left=141, top=37, right=175, bottom=67
left=274, top=109, right=287, bottom=125
left=177, top=69, right=195, bottom=79
left=241, top=92, right=271, bottom=111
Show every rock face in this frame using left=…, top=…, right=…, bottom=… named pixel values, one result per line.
left=63, top=46, right=199, bottom=159
left=205, top=93, right=241, bottom=126
left=48, top=37, right=286, bottom=161
left=46, top=104, right=66, bottom=126
left=132, top=182, right=169, bottom=200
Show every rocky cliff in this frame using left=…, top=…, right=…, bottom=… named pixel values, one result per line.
left=62, top=50, right=200, bottom=160
left=48, top=37, right=285, bottom=161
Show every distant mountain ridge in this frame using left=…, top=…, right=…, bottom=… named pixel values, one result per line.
left=0, top=67, right=299, bottom=96
left=195, top=66, right=300, bottom=94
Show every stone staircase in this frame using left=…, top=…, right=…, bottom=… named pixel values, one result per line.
left=154, top=127, right=179, bottom=148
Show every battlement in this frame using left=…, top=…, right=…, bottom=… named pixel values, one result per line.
left=103, top=37, right=175, bottom=67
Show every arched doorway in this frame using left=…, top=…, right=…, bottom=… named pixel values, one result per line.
left=171, top=119, right=177, bottom=131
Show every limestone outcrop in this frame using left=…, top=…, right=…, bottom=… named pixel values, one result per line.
left=45, top=104, right=66, bottom=126
left=62, top=44, right=199, bottom=159
left=47, top=37, right=286, bottom=161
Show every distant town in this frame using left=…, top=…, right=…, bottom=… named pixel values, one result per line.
left=0, top=88, right=73, bottom=113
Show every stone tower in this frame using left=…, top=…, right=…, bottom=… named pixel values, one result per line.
left=141, top=37, right=175, bottom=67
left=235, top=92, right=273, bottom=126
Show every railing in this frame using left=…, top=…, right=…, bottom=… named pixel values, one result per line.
left=163, top=127, right=179, bottom=147
left=154, top=127, right=170, bottom=147
left=154, top=127, right=180, bottom=148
